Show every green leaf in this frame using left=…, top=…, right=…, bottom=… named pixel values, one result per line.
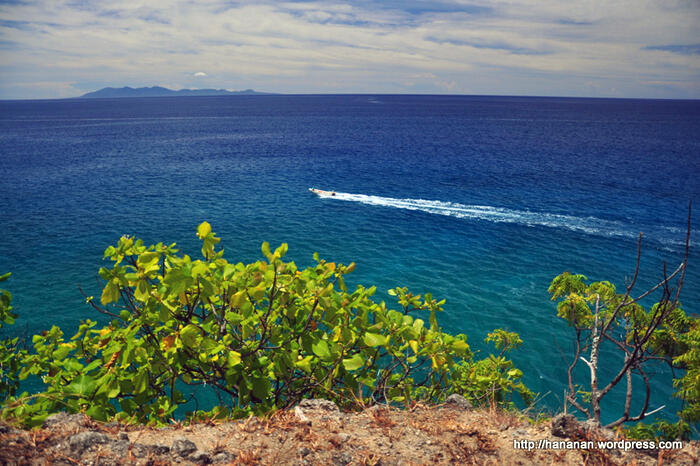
left=164, top=269, right=190, bottom=296
left=180, top=324, right=201, bottom=348
left=134, top=370, right=148, bottom=394
left=137, top=252, right=159, bottom=269
left=106, top=378, right=120, bottom=398
left=252, top=377, right=271, bottom=400
left=274, top=243, right=288, bottom=258
left=84, top=360, right=103, bottom=372
left=261, top=242, right=271, bottom=259
left=250, top=285, right=266, bottom=301
left=134, top=279, right=150, bottom=302
left=191, top=262, right=209, bottom=277
left=295, top=356, right=313, bottom=373
left=342, top=354, right=364, bottom=371
left=364, top=332, right=389, bottom=347
left=66, top=375, right=96, bottom=396
left=507, top=369, right=522, bottom=378
left=227, top=351, right=242, bottom=367
left=86, top=405, right=109, bottom=421
left=197, top=221, right=212, bottom=238
left=429, top=310, right=438, bottom=330
left=312, top=340, right=331, bottom=359
left=452, top=340, right=470, bottom=352
left=230, top=291, right=247, bottom=308
left=2, top=313, right=15, bottom=325
left=223, top=264, right=237, bottom=279
left=101, top=280, right=120, bottom=305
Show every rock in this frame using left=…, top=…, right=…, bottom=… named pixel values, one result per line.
left=118, top=432, right=129, bottom=441
left=43, top=412, right=89, bottom=431
left=294, top=406, right=311, bottom=425
left=337, top=433, right=350, bottom=443
left=445, top=394, right=472, bottom=410
left=93, top=458, right=120, bottom=466
left=151, top=444, right=170, bottom=455
left=298, top=446, right=311, bottom=457
left=0, top=423, right=17, bottom=435
left=212, top=451, right=236, bottom=463
left=581, top=419, right=615, bottom=440
left=580, top=419, right=599, bottom=431
left=551, top=413, right=580, bottom=438
left=110, top=439, right=130, bottom=456
left=129, top=442, right=170, bottom=458
left=189, top=451, right=212, bottom=464
left=130, top=443, right=150, bottom=458
left=298, top=399, right=340, bottom=413
left=42, top=412, right=70, bottom=428
left=68, top=431, right=110, bottom=453
left=331, top=452, right=353, bottom=465
left=172, top=436, right=198, bottom=457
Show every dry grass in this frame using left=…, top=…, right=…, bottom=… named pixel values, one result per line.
left=1, top=405, right=698, bottom=466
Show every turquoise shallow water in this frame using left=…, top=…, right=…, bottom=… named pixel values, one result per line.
left=1, top=95, right=698, bottom=423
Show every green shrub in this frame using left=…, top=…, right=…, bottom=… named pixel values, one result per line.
left=625, top=419, right=691, bottom=441
left=449, top=329, right=532, bottom=408
left=0, top=223, right=531, bottom=427
left=0, top=272, right=24, bottom=402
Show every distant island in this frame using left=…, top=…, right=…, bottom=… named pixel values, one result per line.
left=79, top=86, right=275, bottom=98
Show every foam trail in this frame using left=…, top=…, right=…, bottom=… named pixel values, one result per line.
left=319, top=191, right=689, bottom=246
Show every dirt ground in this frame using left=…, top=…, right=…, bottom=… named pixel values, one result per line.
left=1, top=398, right=697, bottom=465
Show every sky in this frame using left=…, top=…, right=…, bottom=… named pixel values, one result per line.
left=0, top=0, right=699, bottom=99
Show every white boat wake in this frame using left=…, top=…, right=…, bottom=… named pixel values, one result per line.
left=312, top=190, right=689, bottom=245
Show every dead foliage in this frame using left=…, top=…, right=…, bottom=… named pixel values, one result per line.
left=1, top=406, right=698, bottom=466
left=235, top=448, right=261, bottom=465
left=367, top=406, right=397, bottom=428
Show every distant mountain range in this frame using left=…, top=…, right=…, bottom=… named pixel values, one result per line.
left=79, top=86, right=274, bottom=98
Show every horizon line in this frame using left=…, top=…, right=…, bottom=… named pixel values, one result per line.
left=2, top=92, right=699, bottom=103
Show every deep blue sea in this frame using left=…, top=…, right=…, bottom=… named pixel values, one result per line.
left=1, top=95, right=699, bottom=424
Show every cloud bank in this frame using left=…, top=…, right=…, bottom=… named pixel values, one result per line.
left=0, top=0, right=699, bottom=99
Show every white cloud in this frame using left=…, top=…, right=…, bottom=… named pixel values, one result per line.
left=0, top=0, right=698, bottom=98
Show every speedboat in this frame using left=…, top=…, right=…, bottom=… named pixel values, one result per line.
left=309, top=188, right=337, bottom=197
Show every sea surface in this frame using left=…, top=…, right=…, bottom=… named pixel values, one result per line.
left=1, top=95, right=699, bottom=424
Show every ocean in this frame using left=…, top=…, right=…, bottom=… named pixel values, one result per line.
left=1, top=95, right=699, bottom=423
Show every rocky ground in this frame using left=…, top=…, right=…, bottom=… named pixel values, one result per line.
left=1, top=396, right=697, bottom=465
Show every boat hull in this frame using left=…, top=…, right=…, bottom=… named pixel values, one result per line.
left=309, top=188, right=336, bottom=197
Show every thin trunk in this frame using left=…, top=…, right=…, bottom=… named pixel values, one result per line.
left=589, top=295, right=601, bottom=424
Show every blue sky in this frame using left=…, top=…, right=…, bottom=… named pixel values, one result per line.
left=0, top=0, right=699, bottom=99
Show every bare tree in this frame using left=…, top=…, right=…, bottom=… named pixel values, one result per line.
left=549, top=203, right=692, bottom=428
